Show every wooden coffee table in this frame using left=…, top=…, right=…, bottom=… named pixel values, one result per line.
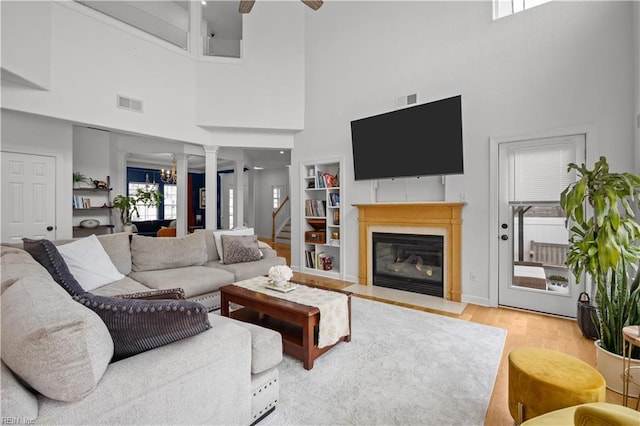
left=220, top=283, right=352, bottom=370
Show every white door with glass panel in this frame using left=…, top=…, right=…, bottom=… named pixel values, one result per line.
left=497, top=135, right=585, bottom=317
left=1, top=152, right=57, bottom=242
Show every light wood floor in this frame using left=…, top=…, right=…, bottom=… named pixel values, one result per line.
left=268, top=241, right=637, bottom=425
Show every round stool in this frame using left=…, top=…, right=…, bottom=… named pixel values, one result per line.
left=508, top=347, right=606, bottom=424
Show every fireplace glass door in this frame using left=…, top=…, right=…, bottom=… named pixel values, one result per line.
left=373, top=232, right=444, bottom=297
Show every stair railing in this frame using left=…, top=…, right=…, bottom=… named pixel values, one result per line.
left=272, top=195, right=290, bottom=244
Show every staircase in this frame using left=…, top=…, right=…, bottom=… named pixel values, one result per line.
left=276, top=218, right=291, bottom=243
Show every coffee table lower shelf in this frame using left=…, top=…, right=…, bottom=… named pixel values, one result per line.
left=220, top=284, right=351, bottom=370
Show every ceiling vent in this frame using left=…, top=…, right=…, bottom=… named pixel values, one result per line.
left=117, top=95, right=143, bottom=113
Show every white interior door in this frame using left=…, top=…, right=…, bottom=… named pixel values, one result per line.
left=497, top=135, right=585, bottom=317
left=1, top=152, right=57, bottom=242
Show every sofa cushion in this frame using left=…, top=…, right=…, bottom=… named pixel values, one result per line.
left=1, top=362, right=38, bottom=422
left=96, top=232, right=132, bottom=275
left=129, top=266, right=235, bottom=298
left=1, top=276, right=113, bottom=402
left=22, top=238, right=86, bottom=297
left=209, top=256, right=287, bottom=282
left=91, top=276, right=152, bottom=297
left=22, top=238, right=212, bottom=360
left=131, top=233, right=207, bottom=272
left=57, top=234, right=125, bottom=291
left=195, top=229, right=220, bottom=261
left=213, top=228, right=256, bottom=263
left=210, top=314, right=283, bottom=374
left=0, top=246, right=52, bottom=295
left=221, top=234, right=262, bottom=265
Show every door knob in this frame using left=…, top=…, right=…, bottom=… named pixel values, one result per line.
left=46, top=226, right=54, bottom=231
left=501, top=223, right=508, bottom=229
left=501, top=234, right=509, bottom=240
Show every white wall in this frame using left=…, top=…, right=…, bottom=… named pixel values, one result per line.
left=293, top=1, right=637, bottom=305
left=1, top=1, right=304, bottom=144
left=1, top=1, right=52, bottom=90
left=195, top=3, right=305, bottom=130
left=634, top=2, right=640, bottom=175
left=1, top=110, right=74, bottom=239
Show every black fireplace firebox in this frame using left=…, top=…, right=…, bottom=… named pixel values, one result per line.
left=372, top=232, right=444, bottom=297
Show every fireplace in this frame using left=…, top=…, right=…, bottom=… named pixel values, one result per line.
left=354, top=202, right=464, bottom=302
left=373, top=232, right=444, bottom=297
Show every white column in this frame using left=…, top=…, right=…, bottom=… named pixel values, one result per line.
left=247, top=167, right=255, bottom=228
left=235, top=160, right=244, bottom=228
left=114, top=151, right=129, bottom=232
left=188, top=1, right=202, bottom=56
left=175, top=153, right=188, bottom=237
left=204, top=146, right=219, bottom=230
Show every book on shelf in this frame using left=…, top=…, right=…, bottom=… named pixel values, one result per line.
left=73, top=196, right=91, bottom=209
left=305, top=199, right=326, bottom=217
left=329, top=193, right=340, bottom=206
left=317, top=171, right=338, bottom=189
left=316, top=252, right=333, bottom=271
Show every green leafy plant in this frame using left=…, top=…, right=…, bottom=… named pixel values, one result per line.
left=112, top=187, right=162, bottom=225
left=560, top=156, right=640, bottom=356
left=72, top=172, right=90, bottom=185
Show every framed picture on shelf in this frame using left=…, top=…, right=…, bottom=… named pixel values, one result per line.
left=199, top=188, right=206, bottom=209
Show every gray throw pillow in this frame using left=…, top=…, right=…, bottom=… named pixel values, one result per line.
left=22, top=238, right=86, bottom=297
left=117, top=288, right=186, bottom=301
left=23, top=238, right=211, bottom=360
left=221, top=234, right=262, bottom=265
left=73, top=293, right=211, bottom=360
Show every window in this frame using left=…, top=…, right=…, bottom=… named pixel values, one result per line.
left=163, top=184, right=177, bottom=220
left=272, top=186, right=282, bottom=209
left=228, top=188, right=234, bottom=229
left=494, top=0, right=551, bottom=19
left=128, top=182, right=159, bottom=221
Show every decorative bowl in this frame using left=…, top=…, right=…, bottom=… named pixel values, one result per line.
left=79, top=219, right=100, bottom=228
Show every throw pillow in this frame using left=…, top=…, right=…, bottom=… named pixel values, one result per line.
left=213, top=228, right=256, bottom=263
left=22, top=238, right=86, bottom=297
left=1, top=276, right=113, bottom=402
left=73, top=293, right=211, bottom=360
left=23, top=238, right=212, bottom=360
left=116, top=288, right=186, bottom=301
left=221, top=234, right=262, bottom=265
left=57, top=234, right=125, bottom=291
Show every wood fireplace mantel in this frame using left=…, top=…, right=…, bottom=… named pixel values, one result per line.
left=353, top=202, right=464, bottom=302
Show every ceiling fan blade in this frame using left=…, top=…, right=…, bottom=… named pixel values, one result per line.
left=239, top=0, right=255, bottom=14
left=301, top=0, right=323, bottom=11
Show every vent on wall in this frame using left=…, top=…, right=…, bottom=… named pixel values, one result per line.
left=396, top=93, right=417, bottom=108
left=117, top=95, right=143, bottom=113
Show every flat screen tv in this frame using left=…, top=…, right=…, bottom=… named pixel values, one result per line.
left=350, top=95, right=463, bottom=181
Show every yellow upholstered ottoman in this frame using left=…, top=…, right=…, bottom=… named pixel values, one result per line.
left=508, top=347, right=606, bottom=424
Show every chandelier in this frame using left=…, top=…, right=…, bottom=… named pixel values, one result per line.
left=161, top=154, right=177, bottom=184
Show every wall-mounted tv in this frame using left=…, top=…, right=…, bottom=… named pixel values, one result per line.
left=350, top=95, right=463, bottom=181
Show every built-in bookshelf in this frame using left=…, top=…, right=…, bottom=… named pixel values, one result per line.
left=72, top=176, right=114, bottom=237
left=300, top=159, right=344, bottom=279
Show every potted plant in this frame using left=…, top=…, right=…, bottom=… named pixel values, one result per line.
left=560, top=156, right=640, bottom=394
left=72, top=172, right=91, bottom=188
left=112, top=187, right=162, bottom=231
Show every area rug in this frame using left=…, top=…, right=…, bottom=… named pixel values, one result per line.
left=262, top=297, right=506, bottom=426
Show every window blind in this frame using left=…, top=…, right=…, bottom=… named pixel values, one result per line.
left=509, top=137, right=580, bottom=202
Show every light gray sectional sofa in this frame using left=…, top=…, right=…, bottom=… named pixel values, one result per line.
left=0, top=231, right=287, bottom=424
